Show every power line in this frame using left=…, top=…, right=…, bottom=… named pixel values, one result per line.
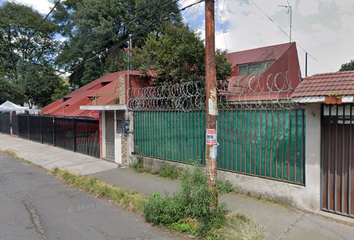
left=246, top=0, right=334, bottom=72
left=63, top=0, right=183, bottom=64
left=28, top=0, right=61, bottom=40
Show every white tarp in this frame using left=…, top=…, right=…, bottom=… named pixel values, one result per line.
left=0, top=101, right=41, bottom=114
left=0, top=101, right=28, bottom=112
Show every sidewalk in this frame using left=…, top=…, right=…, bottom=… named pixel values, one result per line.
left=1, top=134, right=354, bottom=239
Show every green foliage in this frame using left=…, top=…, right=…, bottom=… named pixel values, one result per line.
left=142, top=165, right=229, bottom=238
left=339, top=60, right=354, bottom=71
left=158, top=165, right=180, bottom=180
left=217, top=213, right=264, bottom=240
left=52, top=0, right=182, bottom=87
left=51, top=77, right=71, bottom=102
left=328, top=92, right=342, bottom=100
left=170, top=220, right=197, bottom=234
left=51, top=168, right=146, bottom=211
left=0, top=2, right=63, bottom=107
left=132, top=23, right=232, bottom=86
left=0, top=77, right=24, bottom=105
left=131, top=157, right=148, bottom=173
left=216, top=180, right=234, bottom=194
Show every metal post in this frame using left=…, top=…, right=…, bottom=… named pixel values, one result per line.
left=73, top=118, right=77, bottom=152
left=205, top=0, right=218, bottom=207
left=305, top=52, right=308, bottom=77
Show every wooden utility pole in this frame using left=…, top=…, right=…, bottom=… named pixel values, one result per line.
left=205, top=0, right=218, bottom=207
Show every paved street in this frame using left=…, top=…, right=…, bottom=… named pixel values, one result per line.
left=0, top=151, right=179, bottom=240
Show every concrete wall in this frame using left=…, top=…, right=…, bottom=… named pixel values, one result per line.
left=127, top=104, right=323, bottom=212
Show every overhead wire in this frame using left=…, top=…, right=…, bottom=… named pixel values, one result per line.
left=246, top=0, right=334, bottom=72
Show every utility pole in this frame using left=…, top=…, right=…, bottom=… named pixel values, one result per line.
left=205, top=0, right=218, bottom=208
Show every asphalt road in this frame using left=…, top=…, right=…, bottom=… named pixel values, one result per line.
left=0, top=151, right=180, bottom=240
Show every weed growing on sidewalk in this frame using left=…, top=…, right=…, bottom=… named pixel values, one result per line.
left=131, top=157, right=150, bottom=173
left=51, top=167, right=146, bottom=211
left=216, top=213, right=264, bottom=240
left=142, top=165, right=230, bottom=238
left=158, top=165, right=180, bottom=180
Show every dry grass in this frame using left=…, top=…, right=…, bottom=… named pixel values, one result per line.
left=51, top=167, right=147, bottom=212
left=216, top=212, right=264, bottom=240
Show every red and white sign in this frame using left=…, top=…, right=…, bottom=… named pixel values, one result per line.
left=206, top=129, right=217, bottom=145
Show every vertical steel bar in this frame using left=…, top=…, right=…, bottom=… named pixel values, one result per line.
left=265, top=111, right=268, bottom=177
left=235, top=110, right=238, bottom=171
left=335, top=106, right=338, bottom=212
left=328, top=106, right=332, bottom=209
left=260, top=111, right=263, bottom=176
left=287, top=111, right=292, bottom=181
left=281, top=111, right=285, bottom=179
left=342, top=105, right=345, bottom=213
left=294, top=110, right=298, bottom=183
left=300, top=109, right=305, bottom=184
left=270, top=110, right=275, bottom=178
left=349, top=105, right=352, bottom=215
left=240, top=110, right=243, bottom=172
left=223, top=111, right=226, bottom=169
left=254, top=110, right=257, bottom=175
left=320, top=105, right=324, bottom=209
left=276, top=111, right=281, bottom=179
left=249, top=111, right=252, bottom=174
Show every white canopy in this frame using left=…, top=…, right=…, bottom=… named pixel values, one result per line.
left=0, top=101, right=41, bottom=114
left=0, top=101, right=28, bottom=112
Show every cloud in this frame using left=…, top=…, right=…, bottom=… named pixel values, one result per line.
left=5, top=0, right=53, bottom=14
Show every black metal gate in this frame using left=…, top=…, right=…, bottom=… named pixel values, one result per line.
left=0, top=113, right=10, bottom=134
left=16, top=115, right=99, bottom=158
left=321, top=104, right=354, bottom=217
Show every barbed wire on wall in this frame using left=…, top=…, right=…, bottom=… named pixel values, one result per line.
left=128, top=70, right=303, bottom=111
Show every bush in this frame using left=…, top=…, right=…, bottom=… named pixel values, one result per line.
left=142, top=165, right=229, bottom=238
left=158, top=165, right=180, bottom=179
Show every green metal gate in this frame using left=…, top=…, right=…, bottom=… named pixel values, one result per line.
left=134, top=109, right=305, bottom=184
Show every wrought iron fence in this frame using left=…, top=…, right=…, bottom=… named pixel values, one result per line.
left=134, top=109, right=306, bottom=185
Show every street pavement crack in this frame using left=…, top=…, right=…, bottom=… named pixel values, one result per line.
left=277, top=212, right=306, bottom=240
left=23, top=200, right=47, bottom=240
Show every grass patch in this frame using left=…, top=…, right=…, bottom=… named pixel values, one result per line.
left=142, top=165, right=231, bottom=238
left=158, top=165, right=180, bottom=180
left=5, top=149, right=44, bottom=169
left=51, top=167, right=146, bottom=211
left=131, top=157, right=150, bottom=173
left=217, top=213, right=264, bottom=240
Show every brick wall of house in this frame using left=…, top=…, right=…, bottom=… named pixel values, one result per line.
left=119, top=74, right=126, bottom=105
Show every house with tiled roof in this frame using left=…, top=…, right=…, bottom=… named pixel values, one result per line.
left=41, top=70, right=152, bottom=165
left=290, top=70, right=354, bottom=218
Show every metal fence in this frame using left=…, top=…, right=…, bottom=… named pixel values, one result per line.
left=13, top=115, right=100, bottom=158
left=321, top=104, right=354, bottom=217
left=0, top=113, right=11, bottom=134
left=134, top=109, right=306, bottom=185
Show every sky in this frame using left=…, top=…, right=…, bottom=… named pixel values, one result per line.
left=3, top=0, right=354, bottom=77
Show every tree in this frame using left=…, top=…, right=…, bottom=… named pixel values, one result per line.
left=0, top=77, right=24, bottom=105
left=52, top=0, right=182, bottom=87
left=339, top=60, right=354, bottom=71
left=0, top=2, right=62, bottom=107
left=132, top=23, right=232, bottom=85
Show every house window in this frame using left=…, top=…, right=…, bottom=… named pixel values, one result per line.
left=238, top=61, right=274, bottom=76
left=238, top=64, right=248, bottom=76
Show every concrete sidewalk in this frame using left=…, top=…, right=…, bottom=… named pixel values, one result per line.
left=1, top=134, right=354, bottom=239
